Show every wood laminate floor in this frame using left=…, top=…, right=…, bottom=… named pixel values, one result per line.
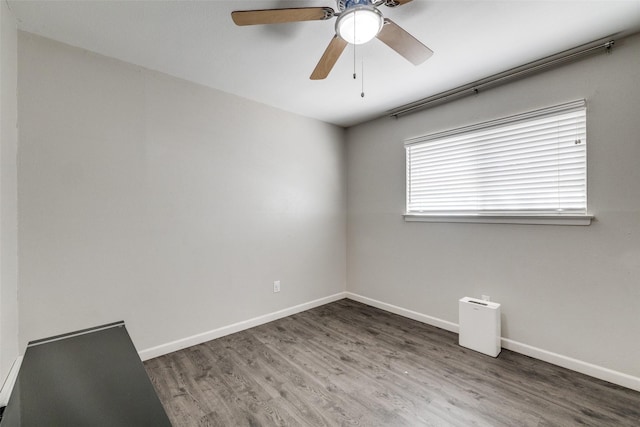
left=144, top=299, right=640, bottom=426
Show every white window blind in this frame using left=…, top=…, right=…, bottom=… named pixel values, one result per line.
left=405, top=100, right=587, bottom=217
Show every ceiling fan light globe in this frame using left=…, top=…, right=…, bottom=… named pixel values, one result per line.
left=336, top=7, right=383, bottom=45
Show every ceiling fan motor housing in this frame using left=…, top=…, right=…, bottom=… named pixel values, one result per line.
left=338, top=0, right=374, bottom=12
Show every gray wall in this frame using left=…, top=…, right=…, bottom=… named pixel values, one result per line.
left=17, top=33, right=346, bottom=352
left=346, top=34, right=640, bottom=378
left=0, top=0, right=19, bottom=382
left=13, top=25, right=640, bottom=385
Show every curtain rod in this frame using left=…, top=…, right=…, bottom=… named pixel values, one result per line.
left=388, top=38, right=615, bottom=119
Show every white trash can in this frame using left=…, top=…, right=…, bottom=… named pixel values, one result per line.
left=459, top=297, right=501, bottom=357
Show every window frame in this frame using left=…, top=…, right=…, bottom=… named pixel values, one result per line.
left=403, top=100, right=593, bottom=225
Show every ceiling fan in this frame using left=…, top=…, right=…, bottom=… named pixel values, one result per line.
left=231, top=0, right=433, bottom=80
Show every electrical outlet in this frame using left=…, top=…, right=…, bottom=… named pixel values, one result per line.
left=273, top=280, right=281, bottom=293
left=482, top=295, right=490, bottom=302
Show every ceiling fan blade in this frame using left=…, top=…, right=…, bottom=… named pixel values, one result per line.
left=383, top=0, right=414, bottom=7
left=376, top=18, right=433, bottom=65
left=231, top=7, right=334, bottom=26
left=310, top=35, right=348, bottom=80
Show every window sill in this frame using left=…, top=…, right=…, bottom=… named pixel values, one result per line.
left=403, top=213, right=594, bottom=226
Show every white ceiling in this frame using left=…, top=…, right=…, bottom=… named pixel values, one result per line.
left=8, top=0, right=640, bottom=127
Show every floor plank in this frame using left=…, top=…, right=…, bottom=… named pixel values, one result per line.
left=145, top=299, right=640, bottom=426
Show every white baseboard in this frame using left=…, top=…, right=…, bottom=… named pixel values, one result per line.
left=137, top=290, right=639, bottom=392
left=0, top=356, right=23, bottom=406
left=345, top=292, right=640, bottom=393
left=345, top=292, right=459, bottom=334
left=138, top=292, right=347, bottom=361
left=500, top=338, right=640, bottom=392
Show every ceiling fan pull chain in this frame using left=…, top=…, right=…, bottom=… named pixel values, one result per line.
left=353, top=43, right=357, bottom=79
left=353, top=10, right=357, bottom=79
left=361, top=59, right=365, bottom=98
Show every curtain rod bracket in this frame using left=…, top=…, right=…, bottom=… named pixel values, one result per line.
left=605, top=40, right=615, bottom=53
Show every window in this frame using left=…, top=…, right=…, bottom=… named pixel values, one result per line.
left=405, top=100, right=591, bottom=225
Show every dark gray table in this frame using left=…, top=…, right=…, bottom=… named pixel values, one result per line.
left=1, top=321, right=171, bottom=426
